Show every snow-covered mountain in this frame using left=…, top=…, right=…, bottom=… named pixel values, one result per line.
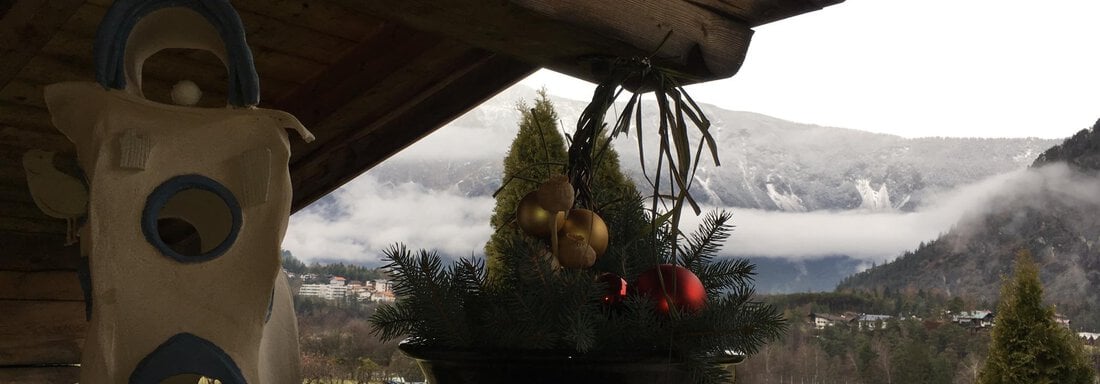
left=369, top=85, right=1058, bottom=213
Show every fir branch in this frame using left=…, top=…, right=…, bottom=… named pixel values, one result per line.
left=679, top=210, right=734, bottom=269
left=696, top=258, right=755, bottom=297
left=369, top=301, right=418, bottom=342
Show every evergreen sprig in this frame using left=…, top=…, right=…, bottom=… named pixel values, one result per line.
left=370, top=210, right=786, bottom=383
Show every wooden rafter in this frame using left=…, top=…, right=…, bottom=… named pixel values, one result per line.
left=332, top=0, right=843, bottom=85
left=289, top=51, right=536, bottom=211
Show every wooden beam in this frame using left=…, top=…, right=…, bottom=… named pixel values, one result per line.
left=0, top=366, right=80, bottom=384
left=0, top=0, right=84, bottom=89
left=0, top=300, right=85, bottom=365
left=685, top=0, right=845, bottom=27
left=290, top=52, right=536, bottom=211
left=331, top=0, right=841, bottom=85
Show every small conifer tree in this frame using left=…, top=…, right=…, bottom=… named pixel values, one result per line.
left=485, top=89, right=567, bottom=273
left=485, top=89, right=639, bottom=274
left=977, top=250, right=1094, bottom=384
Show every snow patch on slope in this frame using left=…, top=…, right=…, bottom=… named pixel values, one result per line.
left=856, top=179, right=894, bottom=211
left=766, top=183, right=807, bottom=212
left=692, top=167, right=724, bottom=205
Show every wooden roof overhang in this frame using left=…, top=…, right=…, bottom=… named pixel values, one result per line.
left=0, top=0, right=841, bottom=380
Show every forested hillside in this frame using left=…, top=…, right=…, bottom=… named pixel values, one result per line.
left=838, top=122, right=1100, bottom=329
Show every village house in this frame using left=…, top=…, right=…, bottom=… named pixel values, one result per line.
left=370, top=290, right=397, bottom=303
left=951, top=310, right=995, bottom=328
left=807, top=313, right=850, bottom=330
left=1055, top=314, right=1072, bottom=328
left=852, top=314, right=893, bottom=330
left=1078, top=332, right=1100, bottom=345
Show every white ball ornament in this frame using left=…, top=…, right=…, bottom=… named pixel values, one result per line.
left=170, top=80, right=202, bottom=106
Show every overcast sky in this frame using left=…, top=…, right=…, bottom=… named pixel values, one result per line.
left=521, top=0, right=1100, bottom=139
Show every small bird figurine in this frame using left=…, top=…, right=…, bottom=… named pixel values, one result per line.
left=23, top=149, right=89, bottom=244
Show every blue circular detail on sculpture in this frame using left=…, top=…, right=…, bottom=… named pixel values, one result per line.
left=142, top=175, right=242, bottom=263
left=93, top=0, right=260, bottom=106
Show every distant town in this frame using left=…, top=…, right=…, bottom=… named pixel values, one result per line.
left=807, top=309, right=1100, bottom=344
left=286, top=270, right=396, bottom=303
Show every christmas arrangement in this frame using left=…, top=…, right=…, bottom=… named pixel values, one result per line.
left=369, top=58, right=786, bottom=384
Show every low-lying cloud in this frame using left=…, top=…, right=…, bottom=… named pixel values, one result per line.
left=283, top=165, right=1065, bottom=266
left=283, top=176, right=495, bottom=264
left=692, top=169, right=1030, bottom=262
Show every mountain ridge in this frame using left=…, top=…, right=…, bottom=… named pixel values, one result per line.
left=370, top=85, right=1058, bottom=212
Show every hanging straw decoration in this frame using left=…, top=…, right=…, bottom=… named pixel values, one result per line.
left=568, top=54, right=720, bottom=263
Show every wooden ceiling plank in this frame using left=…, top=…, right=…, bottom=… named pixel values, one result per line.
left=0, top=78, right=46, bottom=109
left=56, top=5, right=322, bottom=87
left=232, top=0, right=381, bottom=42
left=0, top=199, right=55, bottom=221
left=0, top=176, right=38, bottom=205
left=0, top=101, right=53, bottom=131
left=0, top=0, right=85, bottom=90
left=274, top=23, right=443, bottom=129
left=74, top=2, right=349, bottom=68
left=0, top=216, right=66, bottom=234
left=39, top=31, right=301, bottom=98
left=235, top=10, right=356, bottom=66
left=290, top=53, right=537, bottom=211
left=0, top=125, right=70, bottom=152
left=0, top=271, right=84, bottom=301
left=14, top=54, right=236, bottom=108
left=0, top=232, right=81, bottom=271
left=0, top=300, right=85, bottom=365
left=286, top=42, right=477, bottom=167
left=0, top=367, right=81, bottom=384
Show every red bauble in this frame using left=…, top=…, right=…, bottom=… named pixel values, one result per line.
left=634, top=264, right=706, bottom=314
left=596, top=273, right=628, bottom=305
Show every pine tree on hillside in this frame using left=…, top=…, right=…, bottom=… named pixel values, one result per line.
left=484, top=89, right=641, bottom=275
left=977, top=250, right=1094, bottom=384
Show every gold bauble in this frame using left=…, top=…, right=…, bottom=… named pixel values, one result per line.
left=556, top=233, right=596, bottom=269
left=536, top=174, right=574, bottom=213
left=516, top=191, right=565, bottom=237
left=561, top=209, right=609, bottom=256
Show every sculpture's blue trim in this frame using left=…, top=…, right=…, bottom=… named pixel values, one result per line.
left=130, top=332, right=247, bottom=384
left=93, top=0, right=260, bottom=106
left=142, top=175, right=242, bottom=263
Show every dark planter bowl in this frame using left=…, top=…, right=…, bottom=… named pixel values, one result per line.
left=399, top=342, right=743, bottom=384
